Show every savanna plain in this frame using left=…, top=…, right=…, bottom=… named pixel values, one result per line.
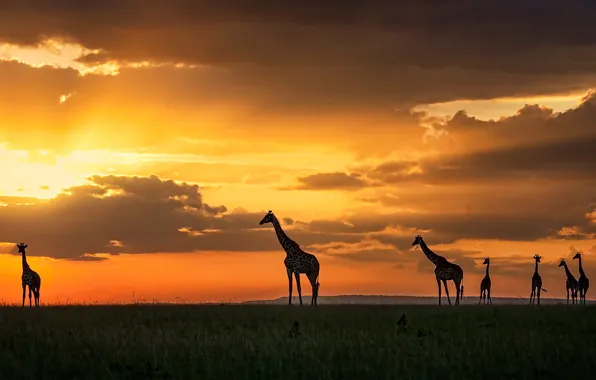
left=1, top=304, right=595, bottom=379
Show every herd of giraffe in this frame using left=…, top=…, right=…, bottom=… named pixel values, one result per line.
left=258, top=211, right=590, bottom=307
left=12, top=210, right=591, bottom=307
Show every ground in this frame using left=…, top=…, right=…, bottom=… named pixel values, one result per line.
left=0, top=304, right=595, bottom=379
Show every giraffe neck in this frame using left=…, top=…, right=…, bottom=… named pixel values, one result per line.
left=271, top=216, right=298, bottom=255
left=578, top=256, right=585, bottom=275
left=534, top=261, right=539, bottom=274
left=563, top=262, right=574, bottom=279
left=485, top=262, right=490, bottom=277
left=22, top=251, right=29, bottom=270
left=419, top=240, right=441, bottom=265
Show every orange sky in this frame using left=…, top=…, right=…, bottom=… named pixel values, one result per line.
left=1, top=2, right=596, bottom=304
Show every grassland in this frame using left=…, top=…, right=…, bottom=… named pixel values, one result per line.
left=0, top=304, right=595, bottom=379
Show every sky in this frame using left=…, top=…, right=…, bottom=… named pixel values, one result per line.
left=1, top=0, right=596, bottom=304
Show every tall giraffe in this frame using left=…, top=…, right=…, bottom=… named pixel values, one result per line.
left=558, top=259, right=578, bottom=305
left=412, top=235, right=464, bottom=306
left=573, top=252, right=590, bottom=305
left=479, top=257, right=492, bottom=305
left=16, top=243, right=41, bottom=307
left=259, top=211, right=320, bottom=306
left=529, top=254, right=547, bottom=305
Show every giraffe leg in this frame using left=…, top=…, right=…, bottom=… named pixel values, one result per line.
left=436, top=277, right=442, bottom=306
left=529, top=288, right=534, bottom=305
left=479, top=288, right=483, bottom=304
left=566, top=288, right=570, bottom=305
left=22, top=283, right=26, bottom=307
left=28, top=287, right=32, bottom=307
left=306, top=272, right=318, bottom=307
left=442, top=279, right=452, bottom=305
left=294, top=272, right=303, bottom=306
left=487, top=287, right=492, bottom=304
left=537, top=288, right=541, bottom=305
left=286, top=268, right=293, bottom=306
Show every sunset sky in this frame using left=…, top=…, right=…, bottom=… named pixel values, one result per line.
left=1, top=1, right=596, bottom=304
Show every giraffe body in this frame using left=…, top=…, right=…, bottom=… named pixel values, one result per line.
left=529, top=255, right=546, bottom=305
left=412, top=235, right=464, bottom=306
left=260, top=211, right=320, bottom=306
left=573, top=253, right=590, bottom=304
left=559, top=259, right=578, bottom=305
left=17, top=243, right=41, bottom=307
left=479, top=258, right=492, bottom=305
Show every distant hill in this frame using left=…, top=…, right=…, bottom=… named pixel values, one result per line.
left=243, top=295, right=594, bottom=305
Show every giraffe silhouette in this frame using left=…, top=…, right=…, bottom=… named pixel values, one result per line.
left=529, top=254, right=547, bottom=305
left=259, top=211, right=320, bottom=306
left=16, top=243, right=41, bottom=307
left=412, top=235, right=464, bottom=306
left=479, top=257, right=492, bottom=305
left=573, top=252, right=589, bottom=304
left=558, top=259, right=578, bottom=305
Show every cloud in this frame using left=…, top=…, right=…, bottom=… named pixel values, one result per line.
left=2, top=173, right=596, bottom=287
left=2, top=1, right=596, bottom=73
left=1, top=1, right=596, bottom=128
left=286, top=172, right=371, bottom=191
left=59, top=92, right=74, bottom=103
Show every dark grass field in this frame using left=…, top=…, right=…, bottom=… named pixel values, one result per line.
left=1, top=304, right=595, bottom=379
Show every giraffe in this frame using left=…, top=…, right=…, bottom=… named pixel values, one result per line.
left=16, top=243, right=41, bottom=307
left=573, top=252, right=590, bottom=305
left=479, top=257, right=492, bottom=305
left=529, top=254, right=547, bottom=305
left=259, top=211, right=320, bottom=306
left=412, top=235, right=464, bottom=306
left=558, top=259, right=578, bottom=305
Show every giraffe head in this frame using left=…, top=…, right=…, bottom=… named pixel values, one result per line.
left=17, top=243, right=27, bottom=254
left=533, top=254, right=542, bottom=263
left=573, top=252, right=581, bottom=260
left=558, top=258, right=566, bottom=267
left=259, top=210, right=275, bottom=225
left=483, top=257, right=490, bottom=265
left=411, top=235, right=423, bottom=246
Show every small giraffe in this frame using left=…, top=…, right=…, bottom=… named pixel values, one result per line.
left=529, top=254, right=547, bottom=305
left=573, top=252, right=590, bottom=305
left=259, top=211, right=320, bottom=306
left=412, top=235, right=464, bottom=306
left=17, top=243, right=41, bottom=307
left=479, top=257, right=492, bottom=305
left=558, top=259, right=578, bottom=305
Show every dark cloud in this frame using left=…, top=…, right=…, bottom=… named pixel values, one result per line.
left=2, top=1, right=596, bottom=122
left=2, top=1, right=596, bottom=73
left=286, top=172, right=371, bottom=191
left=370, top=135, right=596, bottom=185
left=1, top=174, right=595, bottom=288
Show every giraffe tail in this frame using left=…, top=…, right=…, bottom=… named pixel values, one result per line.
left=541, top=288, right=547, bottom=292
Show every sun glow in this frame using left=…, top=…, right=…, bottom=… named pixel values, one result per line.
left=0, top=144, right=85, bottom=199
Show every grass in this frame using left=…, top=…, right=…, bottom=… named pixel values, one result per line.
left=0, top=305, right=595, bottom=379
